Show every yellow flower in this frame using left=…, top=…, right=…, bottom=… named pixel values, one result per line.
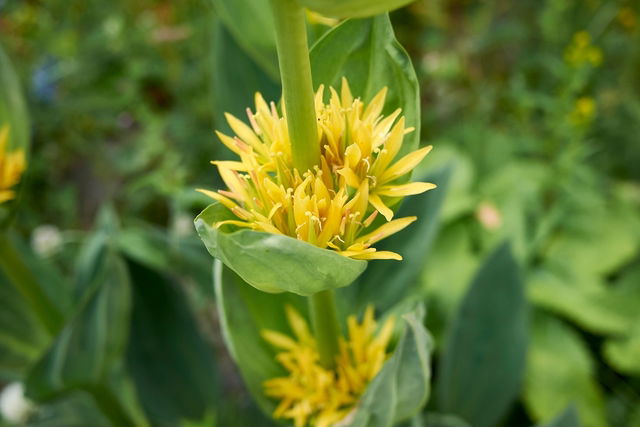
left=0, top=124, right=26, bottom=204
left=568, top=96, right=597, bottom=127
left=199, top=78, right=435, bottom=260
left=262, top=305, right=394, bottom=427
left=564, top=31, right=603, bottom=67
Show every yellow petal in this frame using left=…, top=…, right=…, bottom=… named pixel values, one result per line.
left=336, top=167, right=361, bottom=189
left=225, top=112, right=269, bottom=156
left=363, top=87, right=388, bottom=121
left=368, top=193, right=393, bottom=222
left=261, top=329, right=298, bottom=350
left=285, top=305, right=315, bottom=346
left=196, top=189, right=238, bottom=210
left=356, top=216, right=417, bottom=245
left=351, top=250, right=403, bottom=261
left=210, top=160, right=249, bottom=171
left=376, top=182, right=437, bottom=197
left=341, top=77, right=353, bottom=107
left=380, top=145, right=433, bottom=184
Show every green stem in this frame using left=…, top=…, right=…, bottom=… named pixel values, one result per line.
left=0, top=233, right=63, bottom=334
left=309, top=289, right=341, bottom=369
left=269, top=0, right=319, bottom=172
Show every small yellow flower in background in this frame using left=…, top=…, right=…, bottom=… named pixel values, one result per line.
left=0, top=124, right=26, bottom=204
left=618, top=7, right=637, bottom=30
left=569, top=96, right=597, bottom=127
left=199, top=78, right=436, bottom=260
left=262, top=305, right=394, bottom=427
left=564, top=31, right=603, bottom=67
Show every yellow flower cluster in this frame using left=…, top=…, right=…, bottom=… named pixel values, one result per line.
left=0, top=124, right=26, bottom=204
left=568, top=96, right=597, bottom=127
left=262, top=305, right=394, bottom=427
left=564, top=31, right=602, bottom=67
left=199, top=78, right=435, bottom=260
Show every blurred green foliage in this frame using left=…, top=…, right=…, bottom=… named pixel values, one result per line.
left=0, top=0, right=639, bottom=426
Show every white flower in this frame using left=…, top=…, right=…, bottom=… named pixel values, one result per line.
left=0, top=383, right=33, bottom=424
left=30, top=224, right=63, bottom=257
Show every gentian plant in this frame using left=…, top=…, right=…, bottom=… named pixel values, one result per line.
left=195, top=0, right=437, bottom=425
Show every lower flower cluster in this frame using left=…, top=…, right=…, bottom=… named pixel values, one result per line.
left=262, top=306, right=394, bottom=427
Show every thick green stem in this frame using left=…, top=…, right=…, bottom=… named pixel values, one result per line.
left=0, top=233, right=63, bottom=334
left=269, top=0, right=319, bottom=172
left=309, top=289, right=341, bottom=369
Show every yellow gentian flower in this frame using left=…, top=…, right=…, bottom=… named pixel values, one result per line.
left=262, top=305, right=394, bottom=427
left=199, top=78, right=435, bottom=261
left=0, top=124, right=26, bottom=204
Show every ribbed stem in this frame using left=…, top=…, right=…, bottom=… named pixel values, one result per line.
left=269, top=0, right=319, bottom=172
left=309, top=289, right=341, bottom=369
left=0, top=233, right=63, bottom=334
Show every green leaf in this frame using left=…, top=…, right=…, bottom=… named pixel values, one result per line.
left=348, top=306, right=433, bottom=426
left=539, top=406, right=580, bottom=427
left=214, top=260, right=305, bottom=415
left=0, top=45, right=30, bottom=227
left=528, top=268, right=638, bottom=336
left=211, top=20, right=280, bottom=137
left=437, top=243, right=528, bottom=427
left=524, top=313, right=606, bottom=427
left=0, top=268, right=49, bottom=381
left=352, top=166, right=452, bottom=311
left=125, top=261, right=218, bottom=426
left=300, top=0, right=415, bottom=18
left=310, top=14, right=420, bottom=155
left=195, top=202, right=367, bottom=295
left=604, top=319, right=640, bottom=376
left=211, top=0, right=279, bottom=80
left=25, top=391, right=111, bottom=427
left=25, top=250, right=131, bottom=400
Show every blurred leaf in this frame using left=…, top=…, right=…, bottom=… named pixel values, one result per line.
left=411, top=413, right=472, bottom=427
left=116, top=222, right=213, bottom=293
left=539, top=405, right=580, bottom=427
left=301, top=0, right=414, bottom=18
left=196, top=202, right=366, bottom=295
left=524, top=313, right=606, bottom=427
left=125, top=261, right=218, bottom=426
left=211, top=20, right=280, bottom=136
left=310, top=14, right=420, bottom=155
left=437, top=243, right=528, bottom=427
left=214, top=260, right=304, bottom=414
left=352, top=166, right=451, bottom=312
left=211, top=0, right=279, bottom=79
left=0, top=269, right=49, bottom=381
left=26, top=391, right=110, bottom=427
left=25, top=249, right=142, bottom=426
left=604, top=319, right=640, bottom=377
left=0, top=45, right=30, bottom=227
left=348, top=306, right=433, bottom=426
left=26, top=250, right=129, bottom=395
left=528, top=268, right=639, bottom=336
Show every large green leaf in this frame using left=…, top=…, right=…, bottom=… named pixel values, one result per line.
left=25, top=250, right=130, bottom=398
left=528, top=268, right=639, bottom=336
left=0, top=45, right=30, bottom=227
left=437, top=243, right=528, bottom=427
left=301, top=0, right=415, bottom=18
left=25, top=392, right=111, bottom=427
left=196, top=202, right=366, bottom=295
left=524, top=313, right=606, bottom=427
left=310, top=14, right=420, bottom=155
left=348, top=306, right=433, bottom=427
left=211, top=20, right=280, bottom=137
left=352, top=166, right=451, bottom=312
left=125, top=261, right=218, bottom=426
left=214, top=260, right=305, bottom=415
left=211, top=0, right=279, bottom=80
left=0, top=234, right=70, bottom=380
left=0, top=269, right=49, bottom=381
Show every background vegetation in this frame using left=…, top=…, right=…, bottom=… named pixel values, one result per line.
left=1, top=0, right=639, bottom=426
